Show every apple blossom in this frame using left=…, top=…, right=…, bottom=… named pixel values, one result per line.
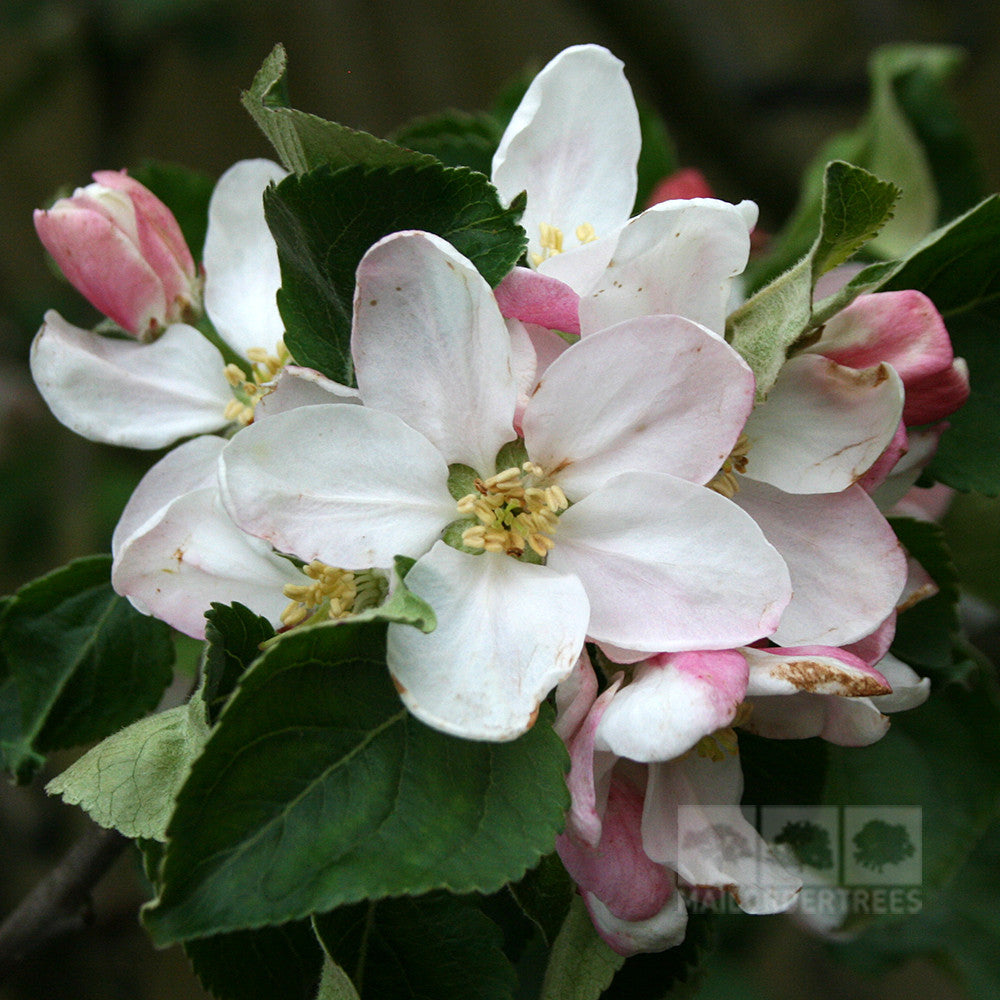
left=219, top=229, right=792, bottom=741
left=34, top=170, right=201, bottom=339
left=28, top=159, right=344, bottom=450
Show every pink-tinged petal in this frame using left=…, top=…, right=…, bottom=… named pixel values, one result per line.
left=524, top=317, right=754, bottom=496
left=742, top=693, right=890, bottom=746
left=112, top=486, right=301, bottom=639
left=507, top=318, right=537, bottom=436
left=563, top=675, right=622, bottom=847
left=869, top=654, right=931, bottom=713
left=592, top=641, right=649, bottom=665
left=30, top=312, right=231, bottom=448
left=92, top=170, right=196, bottom=288
left=734, top=479, right=907, bottom=647
left=742, top=355, right=904, bottom=494
left=743, top=646, right=891, bottom=697
left=814, top=291, right=970, bottom=425
left=870, top=425, right=946, bottom=512
left=112, top=436, right=224, bottom=561
left=549, top=472, right=791, bottom=652
left=353, top=231, right=517, bottom=473
left=843, top=613, right=896, bottom=665
left=35, top=198, right=167, bottom=338
left=584, top=886, right=687, bottom=956
left=596, top=650, right=749, bottom=762
left=554, top=649, right=599, bottom=743
left=646, top=168, right=716, bottom=206
left=898, top=556, right=938, bottom=613
left=203, top=159, right=287, bottom=359
left=219, top=404, right=455, bottom=568
left=578, top=199, right=754, bottom=337
left=642, top=753, right=801, bottom=913
left=492, top=44, right=640, bottom=267
left=558, top=777, right=676, bottom=923
left=255, top=365, right=360, bottom=419
left=857, top=420, right=908, bottom=494
left=494, top=267, right=581, bottom=335
left=386, top=542, right=589, bottom=741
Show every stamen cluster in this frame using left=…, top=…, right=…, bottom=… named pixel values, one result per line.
left=707, top=433, right=750, bottom=499
left=457, top=462, right=569, bottom=559
left=223, top=341, right=290, bottom=426
left=280, top=560, right=384, bottom=626
left=529, top=221, right=598, bottom=266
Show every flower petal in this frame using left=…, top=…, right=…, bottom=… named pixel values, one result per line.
left=549, top=472, right=791, bottom=651
left=642, top=753, right=801, bottom=913
left=112, top=485, right=301, bottom=639
left=742, top=355, right=904, bottom=494
left=255, top=365, right=360, bottom=419
left=523, top=317, right=754, bottom=496
left=596, top=650, right=749, bottom=762
left=353, top=231, right=517, bottom=473
left=578, top=199, right=754, bottom=337
left=219, top=404, right=455, bottom=568
left=203, top=158, right=287, bottom=359
left=112, top=436, right=225, bottom=560
left=742, top=693, right=890, bottom=746
left=734, top=478, right=907, bottom=647
left=494, top=266, right=581, bottom=335
left=492, top=44, right=640, bottom=267
left=742, top=646, right=891, bottom=698
left=869, top=654, right=930, bottom=713
left=386, top=542, right=589, bottom=741
left=584, top=885, right=688, bottom=956
left=30, top=312, right=231, bottom=448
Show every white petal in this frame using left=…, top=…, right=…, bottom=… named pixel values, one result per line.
left=734, top=479, right=907, bottom=647
left=743, top=646, right=891, bottom=698
left=387, top=542, right=589, bottom=741
left=596, top=650, right=749, bottom=762
left=642, top=754, right=801, bottom=914
left=353, top=231, right=517, bottom=472
left=30, top=312, right=231, bottom=448
left=112, top=436, right=225, bottom=560
left=112, top=486, right=301, bottom=639
left=203, top=159, right=288, bottom=359
left=869, top=653, right=931, bottom=713
left=492, top=44, right=640, bottom=267
left=549, top=472, right=791, bottom=651
left=744, top=693, right=890, bottom=746
left=523, top=317, right=754, bottom=496
left=219, top=404, right=455, bottom=568
left=584, top=887, right=688, bottom=956
left=578, top=199, right=754, bottom=337
left=255, top=365, right=360, bottom=419
left=742, top=355, right=904, bottom=494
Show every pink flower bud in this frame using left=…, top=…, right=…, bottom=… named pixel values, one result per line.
left=34, top=170, right=201, bottom=339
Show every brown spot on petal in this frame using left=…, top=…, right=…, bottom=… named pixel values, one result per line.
left=526, top=705, right=539, bottom=730
left=391, top=674, right=408, bottom=696
left=775, top=659, right=889, bottom=697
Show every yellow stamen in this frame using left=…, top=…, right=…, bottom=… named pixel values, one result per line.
left=529, top=221, right=597, bottom=266
left=708, top=433, right=751, bottom=499
left=279, top=562, right=385, bottom=627
left=225, top=340, right=290, bottom=427
left=457, top=461, right=568, bottom=560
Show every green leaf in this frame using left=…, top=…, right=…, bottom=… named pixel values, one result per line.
left=507, top=852, right=574, bottom=947
left=0, top=555, right=174, bottom=783
left=390, top=110, right=504, bottom=176
left=822, top=663, right=1000, bottom=934
left=315, top=956, right=361, bottom=1000
left=130, top=159, right=215, bottom=262
left=242, top=45, right=438, bottom=176
left=45, top=697, right=209, bottom=841
left=831, top=818, right=1000, bottom=997
left=747, top=44, right=968, bottom=291
left=829, top=195, right=1000, bottom=494
left=184, top=920, right=324, bottom=1000
left=727, top=162, right=898, bottom=398
left=266, top=162, right=527, bottom=383
left=600, top=913, right=715, bottom=1000
left=314, top=894, right=517, bottom=1000
left=888, top=517, right=970, bottom=683
left=540, top=896, right=624, bottom=1000
left=203, top=602, right=275, bottom=724
left=143, top=621, right=569, bottom=944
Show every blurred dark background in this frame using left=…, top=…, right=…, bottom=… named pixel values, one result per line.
left=2, top=1, right=1000, bottom=997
